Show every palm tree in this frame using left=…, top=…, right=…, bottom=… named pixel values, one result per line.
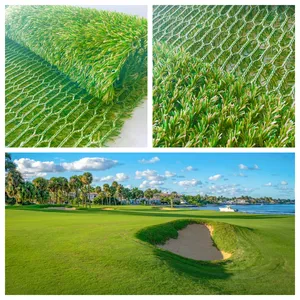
left=103, top=184, right=111, bottom=205
left=170, top=191, right=178, bottom=209
left=69, top=175, right=82, bottom=206
left=99, top=191, right=106, bottom=205
left=122, top=188, right=131, bottom=205
left=57, top=177, right=68, bottom=204
left=23, top=182, right=36, bottom=204
left=111, top=181, right=119, bottom=205
left=48, top=177, right=60, bottom=204
left=32, top=177, right=49, bottom=204
left=5, top=153, right=16, bottom=172
left=144, top=189, right=154, bottom=205
left=115, top=184, right=124, bottom=205
left=5, top=170, right=24, bottom=204
left=131, top=187, right=141, bottom=205
left=81, top=172, right=93, bottom=208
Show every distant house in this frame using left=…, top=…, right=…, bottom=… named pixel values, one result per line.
left=69, top=192, right=98, bottom=202
left=236, top=198, right=248, bottom=204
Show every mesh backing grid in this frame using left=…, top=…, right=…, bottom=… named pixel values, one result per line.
left=153, top=5, right=295, bottom=100
left=5, top=39, right=146, bottom=147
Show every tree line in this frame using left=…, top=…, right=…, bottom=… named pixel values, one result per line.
left=5, top=154, right=163, bottom=207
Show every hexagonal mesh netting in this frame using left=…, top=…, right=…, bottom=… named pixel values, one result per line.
left=153, top=5, right=295, bottom=147
left=5, top=6, right=147, bottom=147
left=153, top=5, right=295, bottom=99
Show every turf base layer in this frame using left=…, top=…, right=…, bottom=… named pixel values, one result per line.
left=5, top=206, right=295, bottom=295
left=5, top=39, right=146, bottom=147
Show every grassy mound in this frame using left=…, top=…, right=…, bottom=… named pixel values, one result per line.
left=153, top=43, right=294, bottom=147
left=5, top=6, right=147, bottom=147
left=136, top=219, right=238, bottom=257
left=5, top=206, right=295, bottom=294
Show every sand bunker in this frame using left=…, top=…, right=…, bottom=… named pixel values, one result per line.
left=44, top=207, right=76, bottom=211
left=158, top=224, right=224, bottom=261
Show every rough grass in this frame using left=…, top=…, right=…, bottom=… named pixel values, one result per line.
left=5, top=205, right=295, bottom=295
left=153, top=43, right=295, bottom=147
left=5, top=6, right=147, bottom=147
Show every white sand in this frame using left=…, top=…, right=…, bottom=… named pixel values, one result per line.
left=44, top=207, right=76, bottom=211
left=159, top=224, right=224, bottom=261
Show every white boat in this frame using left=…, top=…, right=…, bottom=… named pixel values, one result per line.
left=219, top=205, right=238, bottom=212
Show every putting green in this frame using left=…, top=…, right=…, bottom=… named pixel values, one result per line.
left=5, top=206, right=295, bottom=295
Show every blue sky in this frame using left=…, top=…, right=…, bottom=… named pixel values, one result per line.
left=10, top=153, right=295, bottom=199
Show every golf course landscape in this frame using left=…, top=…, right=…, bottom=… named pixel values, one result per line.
left=5, top=205, right=295, bottom=295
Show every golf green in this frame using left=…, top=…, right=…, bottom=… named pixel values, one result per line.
left=5, top=206, right=295, bottom=295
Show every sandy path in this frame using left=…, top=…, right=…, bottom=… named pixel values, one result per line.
left=159, top=224, right=223, bottom=261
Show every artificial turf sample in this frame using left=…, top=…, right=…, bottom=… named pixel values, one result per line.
left=153, top=44, right=294, bottom=147
left=153, top=5, right=295, bottom=147
left=5, top=6, right=147, bottom=147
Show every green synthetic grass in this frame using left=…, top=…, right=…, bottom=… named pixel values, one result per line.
left=5, top=6, right=147, bottom=147
left=6, top=205, right=295, bottom=295
left=152, top=5, right=295, bottom=147
left=153, top=44, right=294, bottom=147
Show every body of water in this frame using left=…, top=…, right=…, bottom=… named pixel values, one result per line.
left=191, top=204, right=295, bottom=215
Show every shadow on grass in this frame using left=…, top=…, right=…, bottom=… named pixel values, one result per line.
left=153, top=247, right=233, bottom=281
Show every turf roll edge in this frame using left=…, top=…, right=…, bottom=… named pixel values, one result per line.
left=5, top=6, right=147, bottom=147
left=5, top=5, right=147, bottom=102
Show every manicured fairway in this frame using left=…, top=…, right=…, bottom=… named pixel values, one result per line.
left=5, top=206, right=295, bottom=295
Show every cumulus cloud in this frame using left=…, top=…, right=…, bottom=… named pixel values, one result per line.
left=14, top=158, right=64, bottom=178
left=281, top=181, right=288, bottom=185
left=138, top=157, right=160, bottom=164
left=139, top=180, right=164, bottom=189
left=135, top=169, right=166, bottom=181
left=96, top=173, right=129, bottom=182
left=238, top=164, right=259, bottom=170
left=178, top=179, right=202, bottom=187
left=208, top=174, right=223, bottom=181
left=62, top=157, right=118, bottom=171
left=207, top=184, right=254, bottom=196
left=185, top=166, right=198, bottom=171
left=165, top=171, right=176, bottom=178
left=264, top=182, right=272, bottom=186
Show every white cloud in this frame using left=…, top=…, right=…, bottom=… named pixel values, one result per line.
left=135, top=169, right=157, bottom=179
left=239, top=164, right=248, bottom=170
left=135, top=169, right=166, bottom=181
left=239, top=164, right=259, bottom=170
left=281, top=181, right=288, bottom=185
left=138, top=157, right=160, bottom=164
left=185, top=166, right=198, bottom=171
left=96, top=173, right=129, bottom=183
left=14, top=158, right=64, bottom=178
left=264, top=182, right=272, bottom=186
left=178, top=179, right=202, bottom=187
left=62, top=157, right=118, bottom=171
left=139, top=180, right=164, bottom=189
left=165, top=171, right=176, bottom=178
left=207, top=184, right=254, bottom=196
left=97, top=175, right=114, bottom=182
left=208, top=174, right=222, bottom=181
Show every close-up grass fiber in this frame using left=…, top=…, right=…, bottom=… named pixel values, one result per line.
left=153, top=5, right=295, bottom=147
left=5, top=5, right=147, bottom=147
